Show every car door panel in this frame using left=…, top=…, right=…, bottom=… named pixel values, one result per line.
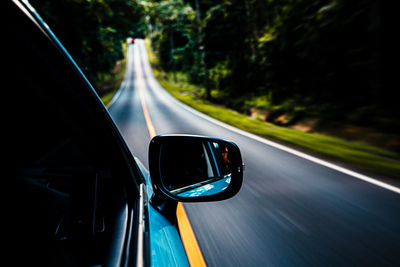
left=135, top=158, right=190, bottom=266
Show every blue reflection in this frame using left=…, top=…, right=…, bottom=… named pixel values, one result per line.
left=177, top=176, right=231, bottom=197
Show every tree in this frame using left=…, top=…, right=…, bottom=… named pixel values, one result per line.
left=146, top=0, right=196, bottom=79
left=30, top=0, right=145, bottom=87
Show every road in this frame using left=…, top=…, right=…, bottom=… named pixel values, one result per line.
left=109, top=39, right=400, bottom=266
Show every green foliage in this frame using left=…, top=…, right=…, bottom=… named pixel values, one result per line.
left=244, top=94, right=273, bottom=111
left=146, top=0, right=197, bottom=75
left=144, top=40, right=400, bottom=177
left=30, top=0, right=145, bottom=89
left=32, top=0, right=392, bottom=133
left=145, top=0, right=393, bottom=131
left=209, top=61, right=231, bottom=92
left=152, top=60, right=400, bottom=179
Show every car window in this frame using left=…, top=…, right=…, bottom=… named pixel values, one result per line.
left=6, top=4, right=139, bottom=266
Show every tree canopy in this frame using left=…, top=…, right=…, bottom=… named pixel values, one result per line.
left=30, top=0, right=146, bottom=86
left=145, top=0, right=390, bottom=129
left=30, top=0, right=394, bottom=131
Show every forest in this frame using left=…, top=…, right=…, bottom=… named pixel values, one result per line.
left=31, top=0, right=396, bottom=148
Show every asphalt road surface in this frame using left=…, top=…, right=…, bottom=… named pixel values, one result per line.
left=108, top=39, right=400, bottom=266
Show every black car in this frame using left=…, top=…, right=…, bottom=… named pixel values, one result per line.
left=5, top=1, right=243, bottom=266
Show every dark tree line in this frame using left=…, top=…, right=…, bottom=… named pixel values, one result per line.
left=30, top=0, right=395, bottom=131
left=147, top=0, right=393, bottom=130
left=30, top=0, right=146, bottom=88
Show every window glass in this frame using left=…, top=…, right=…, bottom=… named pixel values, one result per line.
left=7, top=14, right=128, bottom=266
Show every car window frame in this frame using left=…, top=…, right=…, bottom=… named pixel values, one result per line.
left=9, top=1, right=150, bottom=266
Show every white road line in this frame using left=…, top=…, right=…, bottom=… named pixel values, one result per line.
left=136, top=40, right=400, bottom=195
left=179, top=97, right=400, bottom=195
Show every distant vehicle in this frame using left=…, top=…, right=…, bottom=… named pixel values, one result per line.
left=130, top=38, right=136, bottom=44
left=6, top=1, right=243, bottom=266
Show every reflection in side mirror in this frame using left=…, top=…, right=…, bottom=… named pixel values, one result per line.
left=149, top=135, right=243, bottom=202
left=161, top=141, right=232, bottom=197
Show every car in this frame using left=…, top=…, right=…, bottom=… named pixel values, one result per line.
left=5, top=1, right=243, bottom=266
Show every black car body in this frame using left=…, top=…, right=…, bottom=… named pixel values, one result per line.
left=5, top=1, right=243, bottom=266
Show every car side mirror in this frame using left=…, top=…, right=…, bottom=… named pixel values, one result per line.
left=149, top=135, right=243, bottom=203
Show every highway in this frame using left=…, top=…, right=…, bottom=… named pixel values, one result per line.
left=108, top=39, right=400, bottom=266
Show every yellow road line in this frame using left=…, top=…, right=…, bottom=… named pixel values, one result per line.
left=139, top=84, right=156, bottom=139
left=135, top=43, right=206, bottom=267
left=176, top=203, right=207, bottom=267
left=136, top=45, right=156, bottom=139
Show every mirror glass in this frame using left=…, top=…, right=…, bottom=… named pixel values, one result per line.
left=159, top=139, right=233, bottom=197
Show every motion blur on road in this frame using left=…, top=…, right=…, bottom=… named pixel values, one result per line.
left=108, top=40, right=400, bottom=266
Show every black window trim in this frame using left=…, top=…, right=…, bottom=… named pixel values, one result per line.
left=10, top=1, right=151, bottom=266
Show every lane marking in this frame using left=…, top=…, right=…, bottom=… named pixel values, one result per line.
left=134, top=42, right=207, bottom=267
left=141, top=61, right=400, bottom=195
left=135, top=44, right=156, bottom=139
left=176, top=202, right=207, bottom=267
left=178, top=103, right=400, bottom=194
left=139, top=88, right=156, bottom=139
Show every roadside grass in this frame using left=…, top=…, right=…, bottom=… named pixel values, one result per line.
left=144, top=39, right=400, bottom=179
left=99, top=42, right=128, bottom=107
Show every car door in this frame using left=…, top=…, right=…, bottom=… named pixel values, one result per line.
left=5, top=1, right=148, bottom=266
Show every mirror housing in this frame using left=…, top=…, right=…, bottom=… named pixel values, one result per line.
left=149, top=135, right=243, bottom=204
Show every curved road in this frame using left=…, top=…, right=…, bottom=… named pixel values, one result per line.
left=109, top=39, right=400, bottom=266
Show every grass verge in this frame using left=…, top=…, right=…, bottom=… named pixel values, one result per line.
left=99, top=42, right=128, bottom=107
left=144, top=39, right=400, bottom=179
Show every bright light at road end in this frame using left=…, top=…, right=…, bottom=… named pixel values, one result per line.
left=127, top=37, right=136, bottom=44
